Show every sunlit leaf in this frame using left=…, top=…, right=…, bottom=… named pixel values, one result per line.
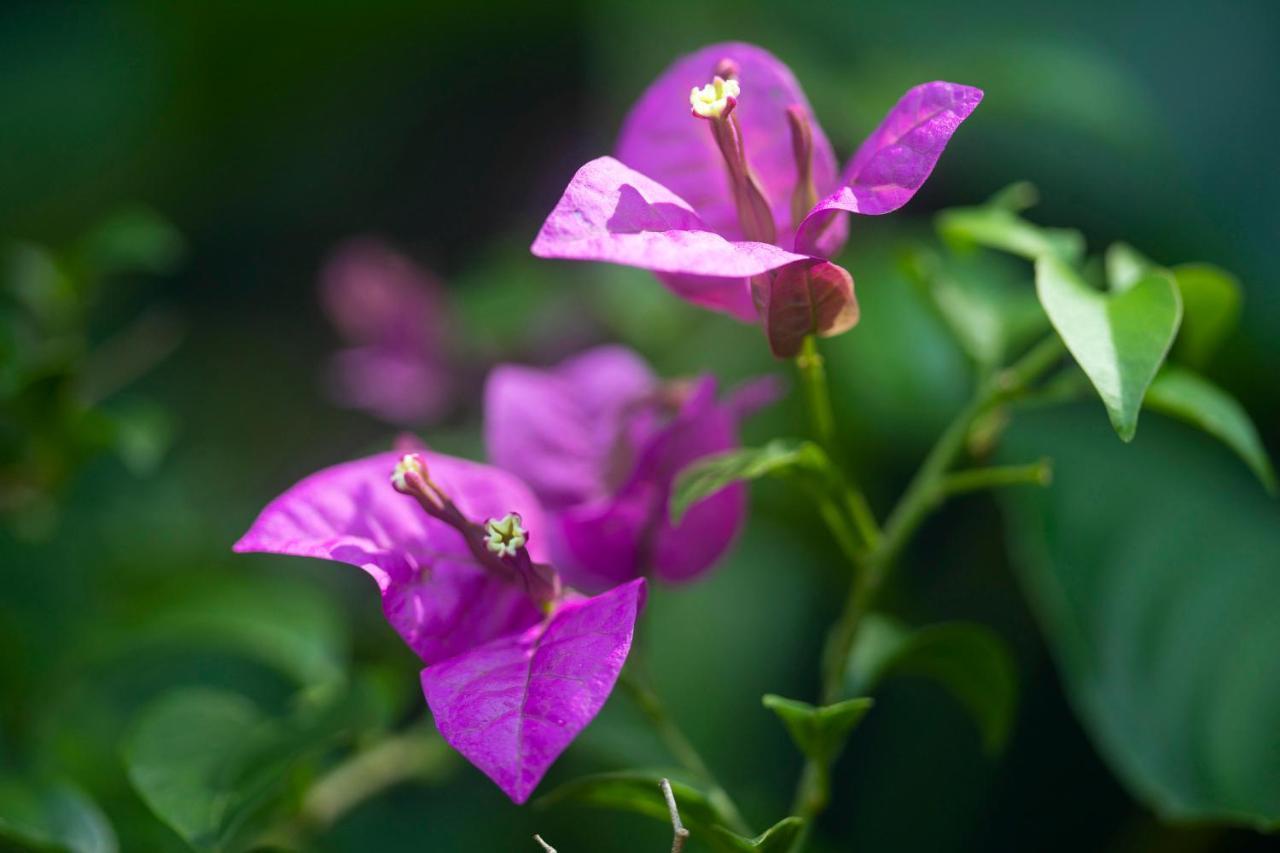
left=846, top=615, right=1017, bottom=753
left=906, top=248, right=1049, bottom=369
left=0, top=778, right=116, bottom=853
left=1002, top=407, right=1280, bottom=829
left=1036, top=255, right=1181, bottom=441
left=1145, top=367, right=1275, bottom=493
left=670, top=439, right=829, bottom=523
left=1103, top=242, right=1152, bottom=292
left=937, top=205, right=1084, bottom=264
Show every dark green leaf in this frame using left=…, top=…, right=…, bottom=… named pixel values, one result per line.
left=846, top=615, right=1017, bottom=753
left=709, top=817, right=805, bottom=852
left=1145, top=367, right=1275, bottom=493
left=123, top=688, right=286, bottom=851
left=670, top=439, right=829, bottom=523
left=0, top=778, right=116, bottom=853
left=123, top=575, right=349, bottom=687
left=1170, top=263, right=1241, bottom=368
left=1002, top=407, right=1280, bottom=829
left=1036, top=255, right=1182, bottom=441
left=761, top=694, right=873, bottom=767
left=937, top=206, right=1084, bottom=263
left=536, top=772, right=725, bottom=842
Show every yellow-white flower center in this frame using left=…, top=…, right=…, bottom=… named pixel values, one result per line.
left=689, top=75, right=740, bottom=119
left=484, top=513, right=528, bottom=557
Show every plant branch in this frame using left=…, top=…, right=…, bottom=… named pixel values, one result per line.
left=533, top=833, right=557, bottom=852
left=620, top=667, right=751, bottom=836
left=661, top=778, right=691, bottom=853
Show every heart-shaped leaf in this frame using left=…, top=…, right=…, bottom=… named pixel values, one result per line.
left=1145, top=366, right=1275, bottom=493
left=846, top=616, right=1017, bottom=753
left=670, top=439, right=830, bottom=523
left=1036, top=255, right=1182, bottom=441
left=762, top=694, right=873, bottom=767
left=421, top=578, right=645, bottom=804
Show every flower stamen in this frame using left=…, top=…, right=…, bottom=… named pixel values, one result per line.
left=485, top=513, right=528, bottom=557
left=689, top=75, right=740, bottom=120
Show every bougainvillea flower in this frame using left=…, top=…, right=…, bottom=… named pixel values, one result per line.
left=532, top=43, right=982, bottom=357
left=485, top=345, right=776, bottom=590
left=234, top=449, right=646, bottom=803
left=320, top=238, right=455, bottom=424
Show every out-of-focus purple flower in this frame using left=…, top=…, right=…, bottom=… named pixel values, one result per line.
left=234, top=448, right=646, bottom=804
left=485, top=345, right=777, bottom=590
left=320, top=238, right=454, bottom=424
left=532, top=43, right=982, bottom=357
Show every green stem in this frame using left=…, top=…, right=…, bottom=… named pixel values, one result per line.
left=620, top=667, right=752, bottom=836
left=940, top=459, right=1053, bottom=498
left=791, top=334, right=1065, bottom=834
left=796, top=336, right=881, bottom=549
left=259, top=727, right=453, bottom=847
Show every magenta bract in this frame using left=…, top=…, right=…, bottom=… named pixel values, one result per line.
left=234, top=448, right=645, bottom=803
left=532, top=43, right=982, bottom=356
left=485, top=345, right=776, bottom=589
left=320, top=238, right=454, bottom=424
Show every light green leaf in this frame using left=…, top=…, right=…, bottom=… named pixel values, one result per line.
left=985, top=181, right=1040, bottom=213
left=1036, top=255, right=1182, bottom=441
left=761, top=694, right=873, bottom=767
left=0, top=778, right=117, bottom=853
left=937, top=205, right=1084, bottom=264
left=907, top=248, right=1049, bottom=369
left=123, top=688, right=285, bottom=851
left=1104, top=242, right=1153, bottom=292
left=709, top=817, right=805, bottom=852
left=670, top=439, right=829, bottom=523
left=1170, top=263, right=1242, bottom=368
left=846, top=615, right=1017, bottom=753
left=1145, top=367, right=1275, bottom=493
left=1001, top=407, right=1280, bottom=829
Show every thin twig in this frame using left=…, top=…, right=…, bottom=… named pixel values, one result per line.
left=660, top=778, right=690, bottom=853
left=533, top=833, right=557, bottom=852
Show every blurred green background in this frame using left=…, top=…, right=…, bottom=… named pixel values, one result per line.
left=2, top=1, right=1278, bottom=850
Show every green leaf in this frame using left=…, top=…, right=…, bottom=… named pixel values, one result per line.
left=1036, top=255, right=1182, bottom=442
left=1145, top=367, right=1276, bottom=493
left=709, top=817, right=805, bottom=852
left=0, top=778, right=117, bottom=853
left=74, top=205, right=185, bottom=279
left=937, top=205, right=1084, bottom=264
left=1104, top=242, right=1153, bottom=292
left=123, top=575, right=349, bottom=687
left=123, top=688, right=288, bottom=851
left=906, top=248, right=1049, bottom=369
left=537, top=772, right=719, bottom=830
left=1170, top=263, right=1241, bottom=368
left=670, top=439, right=829, bottom=523
left=846, top=615, right=1017, bottom=753
left=761, top=694, right=873, bottom=767
left=985, top=181, right=1040, bottom=213
left=1001, top=407, right=1280, bottom=829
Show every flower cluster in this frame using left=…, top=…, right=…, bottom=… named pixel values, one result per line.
left=533, top=42, right=981, bottom=356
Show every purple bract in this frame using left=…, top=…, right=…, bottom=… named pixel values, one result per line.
left=532, top=42, right=982, bottom=357
left=234, top=448, right=645, bottom=803
left=485, top=345, right=776, bottom=589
